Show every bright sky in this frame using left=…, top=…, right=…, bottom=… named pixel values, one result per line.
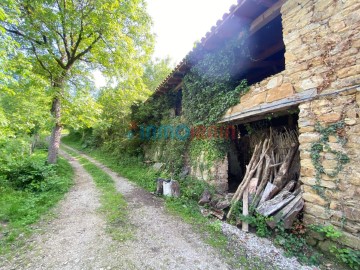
left=147, top=0, right=238, bottom=63
left=94, top=0, right=238, bottom=87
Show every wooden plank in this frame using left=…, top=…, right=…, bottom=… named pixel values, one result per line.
left=250, top=0, right=286, bottom=35
left=220, top=88, right=317, bottom=123
left=283, top=198, right=304, bottom=229
left=242, top=185, right=249, bottom=232
left=259, top=182, right=279, bottom=204
left=266, top=191, right=302, bottom=228
left=248, top=177, right=259, bottom=205
left=257, top=190, right=295, bottom=216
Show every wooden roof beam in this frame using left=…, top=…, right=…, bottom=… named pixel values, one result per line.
left=249, top=0, right=285, bottom=35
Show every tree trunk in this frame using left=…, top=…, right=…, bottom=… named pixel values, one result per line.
left=47, top=74, right=66, bottom=164
left=47, top=96, right=62, bottom=164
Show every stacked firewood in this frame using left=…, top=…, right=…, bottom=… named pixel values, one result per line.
left=227, top=129, right=304, bottom=231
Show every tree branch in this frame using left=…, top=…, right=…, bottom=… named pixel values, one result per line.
left=67, top=34, right=101, bottom=69
left=31, top=42, right=53, bottom=81
left=4, top=26, right=43, bottom=45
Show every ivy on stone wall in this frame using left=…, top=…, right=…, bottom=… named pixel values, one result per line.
left=189, top=137, right=230, bottom=175
left=131, top=31, right=251, bottom=174
left=183, top=34, right=249, bottom=126
left=310, top=121, right=350, bottom=199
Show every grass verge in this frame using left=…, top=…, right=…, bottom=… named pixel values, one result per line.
left=62, top=147, right=132, bottom=242
left=0, top=152, right=73, bottom=255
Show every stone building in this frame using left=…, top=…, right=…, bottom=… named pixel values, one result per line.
left=151, top=0, right=360, bottom=250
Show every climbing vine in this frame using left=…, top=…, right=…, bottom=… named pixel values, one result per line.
left=183, top=33, right=249, bottom=126
left=189, top=137, right=230, bottom=175
left=310, top=121, right=350, bottom=198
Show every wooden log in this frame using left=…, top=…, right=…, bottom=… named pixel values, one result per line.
left=283, top=198, right=304, bottom=229
left=256, top=189, right=295, bottom=216
left=282, top=180, right=296, bottom=193
left=251, top=154, right=271, bottom=208
left=248, top=177, right=259, bottom=205
left=242, top=185, right=249, bottom=232
left=273, top=143, right=299, bottom=188
left=227, top=139, right=270, bottom=219
left=230, top=143, right=261, bottom=203
left=259, top=182, right=279, bottom=204
left=266, top=191, right=302, bottom=228
left=210, top=209, right=225, bottom=220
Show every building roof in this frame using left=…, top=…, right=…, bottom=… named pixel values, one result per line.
left=154, top=0, right=284, bottom=95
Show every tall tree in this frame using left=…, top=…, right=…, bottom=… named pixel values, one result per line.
left=1, top=0, right=153, bottom=163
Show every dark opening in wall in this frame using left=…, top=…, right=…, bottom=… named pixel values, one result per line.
left=228, top=112, right=299, bottom=193
left=232, top=14, right=285, bottom=85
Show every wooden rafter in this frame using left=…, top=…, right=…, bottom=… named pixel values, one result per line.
left=249, top=0, right=285, bottom=35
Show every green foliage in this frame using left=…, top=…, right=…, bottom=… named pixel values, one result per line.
left=310, top=224, right=359, bottom=269
left=240, top=213, right=273, bottom=237
left=189, top=137, right=229, bottom=174
left=309, top=224, right=342, bottom=240
left=0, top=154, right=73, bottom=254
left=310, top=121, right=350, bottom=198
left=142, top=57, right=174, bottom=92
left=183, top=36, right=249, bottom=126
left=275, top=224, right=320, bottom=265
left=330, top=246, right=360, bottom=270
left=4, top=155, right=56, bottom=192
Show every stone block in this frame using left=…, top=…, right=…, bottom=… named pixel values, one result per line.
left=299, top=126, right=315, bottom=133
left=301, top=177, right=337, bottom=189
left=329, top=201, right=338, bottom=210
left=266, top=83, right=294, bottom=103
left=300, top=167, right=315, bottom=178
left=300, top=76, right=324, bottom=90
left=298, top=119, right=316, bottom=128
left=337, top=64, right=360, bottom=79
left=299, top=133, right=320, bottom=144
left=317, top=112, right=342, bottom=123
left=349, top=171, right=360, bottom=186
left=239, top=91, right=266, bottom=110
left=345, top=118, right=357, bottom=126
left=266, top=75, right=283, bottom=89
left=303, top=213, right=320, bottom=226
left=336, top=231, right=360, bottom=250
left=330, top=20, right=347, bottom=32
left=303, top=192, right=327, bottom=206
left=344, top=207, right=360, bottom=222
left=304, top=203, right=331, bottom=220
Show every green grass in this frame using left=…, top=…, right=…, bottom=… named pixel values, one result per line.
left=61, top=136, right=269, bottom=269
left=62, top=147, right=132, bottom=241
left=0, top=152, right=74, bottom=255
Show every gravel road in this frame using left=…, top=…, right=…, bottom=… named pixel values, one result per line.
left=1, top=145, right=316, bottom=270
left=0, top=148, right=230, bottom=270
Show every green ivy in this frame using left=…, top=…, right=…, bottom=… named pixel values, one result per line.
left=310, top=121, right=350, bottom=198
left=189, top=137, right=230, bottom=175
left=330, top=247, right=360, bottom=270
left=183, top=34, right=249, bottom=126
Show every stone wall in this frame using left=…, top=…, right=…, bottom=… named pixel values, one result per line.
left=225, top=0, right=360, bottom=120
left=223, top=0, right=360, bottom=249
left=190, top=154, right=228, bottom=194
left=298, top=89, right=360, bottom=250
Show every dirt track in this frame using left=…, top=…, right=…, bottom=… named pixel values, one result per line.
left=0, top=147, right=230, bottom=270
